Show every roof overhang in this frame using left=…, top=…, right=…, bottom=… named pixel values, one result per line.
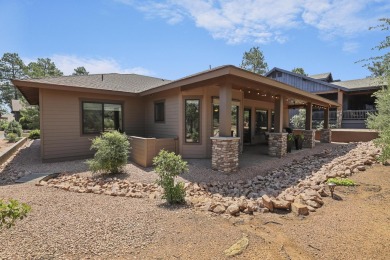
left=12, top=79, right=138, bottom=105
left=141, top=66, right=339, bottom=108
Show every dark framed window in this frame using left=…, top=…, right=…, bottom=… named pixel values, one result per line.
left=185, top=99, right=200, bottom=143
left=255, top=109, right=268, bottom=134
left=154, top=101, right=165, bottom=122
left=82, top=102, right=122, bottom=134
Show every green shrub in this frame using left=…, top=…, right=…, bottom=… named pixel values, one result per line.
left=28, top=129, right=40, bottom=139
left=6, top=133, right=19, bottom=143
left=0, top=120, right=8, bottom=131
left=87, top=131, right=130, bottom=174
left=153, top=150, right=188, bottom=204
left=0, top=199, right=31, bottom=229
left=327, top=178, right=356, bottom=186
left=5, top=120, right=22, bottom=137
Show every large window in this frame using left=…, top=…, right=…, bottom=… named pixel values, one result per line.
left=255, top=109, right=268, bottom=134
left=185, top=99, right=200, bottom=143
left=154, top=101, right=165, bottom=122
left=82, top=102, right=122, bottom=134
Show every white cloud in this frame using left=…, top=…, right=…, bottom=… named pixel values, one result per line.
left=116, top=0, right=386, bottom=44
left=49, top=55, right=153, bottom=76
left=342, top=42, right=360, bottom=53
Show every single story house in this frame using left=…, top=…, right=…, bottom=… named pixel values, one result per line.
left=13, top=65, right=339, bottom=172
left=266, top=67, right=386, bottom=129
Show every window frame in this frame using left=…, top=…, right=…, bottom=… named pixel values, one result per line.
left=154, top=100, right=165, bottom=123
left=81, top=100, right=124, bottom=135
left=184, top=98, right=201, bottom=144
left=255, top=108, right=268, bottom=135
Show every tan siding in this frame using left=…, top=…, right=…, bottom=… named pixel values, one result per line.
left=144, top=88, right=180, bottom=138
left=40, top=88, right=145, bottom=161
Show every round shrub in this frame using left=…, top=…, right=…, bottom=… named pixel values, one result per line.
left=28, top=129, right=40, bottom=139
left=87, top=131, right=130, bottom=174
left=6, top=133, right=18, bottom=143
left=5, top=120, right=22, bottom=137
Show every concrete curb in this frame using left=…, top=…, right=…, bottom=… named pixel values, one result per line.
left=0, top=137, right=28, bottom=166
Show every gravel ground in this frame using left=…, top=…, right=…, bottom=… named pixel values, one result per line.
left=1, top=140, right=389, bottom=259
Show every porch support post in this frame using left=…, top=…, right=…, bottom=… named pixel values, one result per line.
left=274, top=95, right=283, bottom=133
left=320, top=107, right=332, bottom=143
left=323, top=107, right=329, bottom=129
left=269, top=95, right=287, bottom=157
left=305, top=102, right=312, bottom=130
left=219, top=84, right=232, bottom=137
left=337, top=90, right=343, bottom=128
left=210, top=83, right=239, bottom=173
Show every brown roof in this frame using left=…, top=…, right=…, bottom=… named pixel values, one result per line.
left=13, top=65, right=340, bottom=108
left=332, top=77, right=385, bottom=91
left=15, top=73, right=171, bottom=93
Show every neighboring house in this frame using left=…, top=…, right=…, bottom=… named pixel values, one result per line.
left=11, top=99, right=23, bottom=121
left=12, top=65, right=338, bottom=171
left=266, top=68, right=386, bottom=129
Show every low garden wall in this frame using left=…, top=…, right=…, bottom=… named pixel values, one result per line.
left=292, top=129, right=379, bottom=143
left=130, top=136, right=179, bottom=167
left=0, top=137, right=27, bottom=165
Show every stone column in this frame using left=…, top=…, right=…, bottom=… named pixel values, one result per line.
left=302, top=130, right=316, bottom=148
left=268, top=133, right=287, bottom=158
left=211, top=137, right=240, bottom=173
left=320, top=129, right=332, bottom=143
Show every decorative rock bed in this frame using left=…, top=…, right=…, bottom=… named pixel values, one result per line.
left=37, top=141, right=381, bottom=217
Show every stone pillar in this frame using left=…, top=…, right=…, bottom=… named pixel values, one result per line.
left=268, top=133, right=287, bottom=158
left=320, top=129, right=332, bottom=143
left=302, top=130, right=316, bottom=148
left=211, top=137, right=240, bottom=172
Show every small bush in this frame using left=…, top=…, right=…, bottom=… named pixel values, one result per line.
left=0, top=199, right=31, bottom=229
left=327, top=178, right=356, bottom=186
left=87, top=131, right=130, bottom=174
left=28, top=129, right=40, bottom=139
left=153, top=150, right=188, bottom=204
left=5, top=120, right=22, bottom=137
left=0, top=120, right=8, bottom=131
left=6, top=133, right=19, bottom=143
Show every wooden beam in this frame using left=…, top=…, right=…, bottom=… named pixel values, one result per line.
left=219, top=84, right=232, bottom=137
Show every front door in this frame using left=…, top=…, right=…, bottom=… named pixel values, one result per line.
left=244, top=108, right=251, bottom=143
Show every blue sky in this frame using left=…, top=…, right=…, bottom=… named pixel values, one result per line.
left=0, top=0, right=388, bottom=81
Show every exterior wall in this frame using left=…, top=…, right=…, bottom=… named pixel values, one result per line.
left=40, top=88, right=145, bottom=161
left=144, top=88, right=180, bottom=138
left=268, top=71, right=336, bottom=93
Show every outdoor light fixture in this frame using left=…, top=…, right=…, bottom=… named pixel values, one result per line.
left=328, top=182, right=336, bottom=198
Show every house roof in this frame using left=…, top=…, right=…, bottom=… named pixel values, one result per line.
left=15, top=73, right=172, bottom=93
left=332, top=77, right=385, bottom=91
left=265, top=67, right=347, bottom=92
left=309, top=72, right=333, bottom=82
left=12, top=65, right=340, bottom=108
left=11, top=99, right=23, bottom=112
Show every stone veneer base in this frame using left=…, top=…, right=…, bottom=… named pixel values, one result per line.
left=268, top=133, right=287, bottom=158
left=210, top=137, right=240, bottom=173
left=320, top=129, right=332, bottom=143
left=302, top=130, right=316, bottom=148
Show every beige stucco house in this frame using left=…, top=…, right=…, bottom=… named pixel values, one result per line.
left=13, top=65, right=339, bottom=172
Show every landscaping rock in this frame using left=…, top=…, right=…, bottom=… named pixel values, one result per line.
left=291, top=203, right=309, bottom=216
left=262, top=195, right=274, bottom=212
left=227, top=204, right=240, bottom=216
